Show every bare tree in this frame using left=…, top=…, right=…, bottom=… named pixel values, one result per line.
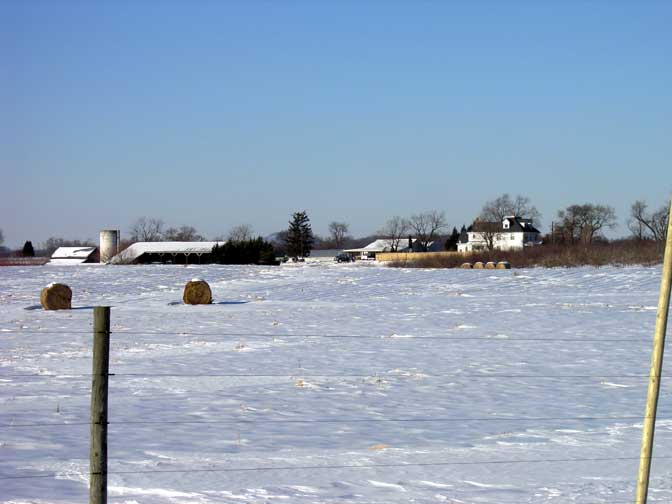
left=650, top=205, right=670, bottom=243
left=407, top=211, right=447, bottom=252
left=227, top=224, right=254, bottom=242
left=480, top=193, right=541, bottom=225
left=328, top=222, right=350, bottom=249
left=581, top=204, right=616, bottom=244
left=130, top=217, right=164, bottom=242
left=164, top=227, right=179, bottom=241
left=628, top=201, right=648, bottom=240
left=163, top=225, right=203, bottom=241
left=379, top=216, right=409, bottom=252
left=40, top=237, right=96, bottom=256
left=0, top=228, right=4, bottom=247
left=471, top=219, right=500, bottom=251
left=556, top=205, right=583, bottom=244
left=557, top=204, right=616, bottom=245
left=629, top=200, right=669, bottom=242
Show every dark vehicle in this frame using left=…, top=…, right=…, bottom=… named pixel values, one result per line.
left=334, top=253, right=352, bottom=263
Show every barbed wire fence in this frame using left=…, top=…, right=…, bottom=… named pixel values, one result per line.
left=0, top=312, right=670, bottom=503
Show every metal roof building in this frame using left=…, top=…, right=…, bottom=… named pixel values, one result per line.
left=49, top=247, right=100, bottom=265
left=110, top=242, right=223, bottom=264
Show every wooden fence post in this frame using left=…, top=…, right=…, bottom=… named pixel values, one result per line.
left=90, top=306, right=110, bottom=504
left=636, top=200, right=672, bottom=503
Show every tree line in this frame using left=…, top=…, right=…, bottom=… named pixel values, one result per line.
left=0, top=196, right=668, bottom=260
left=376, top=194, right=669, bottom=253
left=0, top=235, right=96, bottom=258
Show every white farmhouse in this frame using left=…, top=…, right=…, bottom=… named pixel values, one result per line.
left=458, top=216, right=541, bottom=252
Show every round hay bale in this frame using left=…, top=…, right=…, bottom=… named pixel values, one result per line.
left=183, top=279, right=212, bottom=305
left=485, top=261, right=497, bottom=269
left=460, top=262, right=473, bottom=269
left=496, top=261, right=511, bottom=269
left=40, top=283, right=72, bottom=310
left=473, top=261, right=485, bottom=269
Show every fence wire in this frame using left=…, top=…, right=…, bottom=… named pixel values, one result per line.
left=1, top=414, right=667, bottom=429
left=0, top=327, right=655, bottom=342
left=1, top=316, right=668, bottom=500
left=0, top=372, right=656, bottom=378
left=1, top=454, right=671, bottom=481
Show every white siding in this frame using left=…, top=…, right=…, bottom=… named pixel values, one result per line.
left=459, top=231, right=531, bottom=252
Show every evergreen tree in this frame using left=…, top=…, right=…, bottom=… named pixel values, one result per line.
left=285, top=211, right=314, bottom=257
left=211, top=237, right=277, bottom=265
left=445, top=227, right=460, bottom=251
left=22, top=241, right=35, bottom=257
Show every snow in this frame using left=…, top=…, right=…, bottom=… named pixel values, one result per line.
left=48, top=259, right=96, bottom=266
left=49, top=247, right=98, bottom=265
left=1, top=263, right=671, bottom=503
left=50, top=247, right=97, bottom=259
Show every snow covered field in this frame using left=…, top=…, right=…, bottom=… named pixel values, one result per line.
left=1, top=263, right=671, bottom=503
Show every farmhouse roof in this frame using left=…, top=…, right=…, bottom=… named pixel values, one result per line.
left=504, top=216, right=540, bottom=234
left=471, top=216, right=540, bottom=234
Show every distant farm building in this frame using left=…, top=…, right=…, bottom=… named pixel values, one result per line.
left=343, top=238, right=432, bottom=260
left=458, top=216, right=541, bottom=253
left=49, top=247, right=100, bottom=265
left=110, top=242, right=223, bottom=265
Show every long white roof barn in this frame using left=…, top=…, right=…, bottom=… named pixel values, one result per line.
left=110, top=242, right=223, bottom=264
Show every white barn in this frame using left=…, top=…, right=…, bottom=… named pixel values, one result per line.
left=110, top=242, right=223, bottom=264
left=49, top=247, right=99, bottom=265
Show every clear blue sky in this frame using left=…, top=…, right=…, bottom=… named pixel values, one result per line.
left=2, top=0, right=670, bottom=247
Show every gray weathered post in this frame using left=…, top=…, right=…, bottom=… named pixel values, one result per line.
left=90, top=306, right=110, bottom=504
left=636, top=200, right=672, bottom=503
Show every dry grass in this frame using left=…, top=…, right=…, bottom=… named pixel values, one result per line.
left=387, top=240, right=664, bottom=269
left=0, top=257, right=50, bottom=266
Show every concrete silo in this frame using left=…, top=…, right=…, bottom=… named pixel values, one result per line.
left=99, top=230, right=120, bottom=263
